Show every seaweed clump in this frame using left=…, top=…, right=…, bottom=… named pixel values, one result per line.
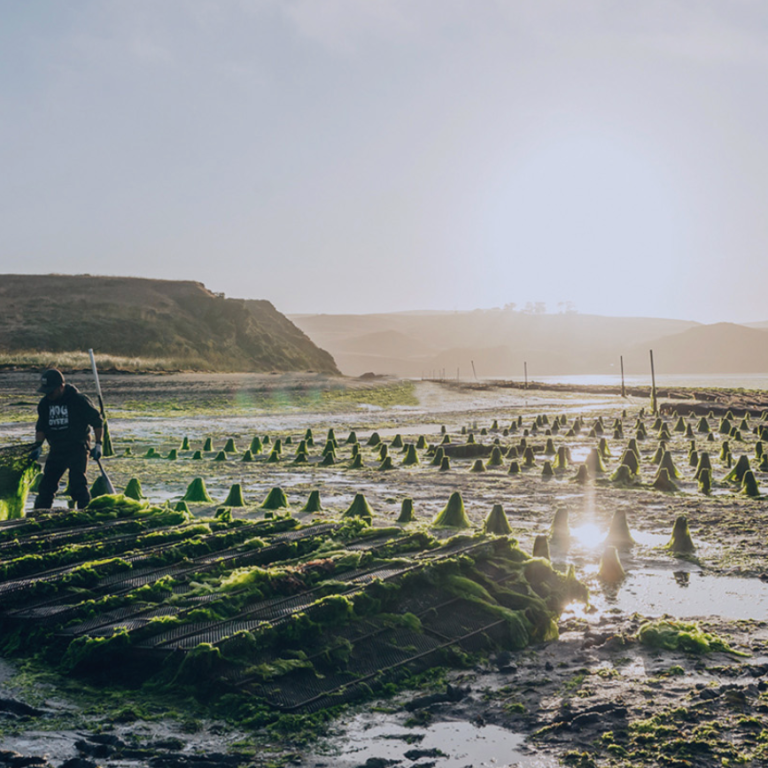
left=343, top=493, right=374, bottom=523
left=0, top=444, right=39, bottom=520
left=484, top=504, right=512, bottom=535
left=300, top=490, right=323, bottom=513
left=637, top=619, right=746, bottom=655
left=182, top=477, right=213, bottom=503
left=397, top=498, right=415, bottom=523
left=667, top=515, right=695, bottom=554
left=432, top=492, right=471, bottom=529
left=223, top=484, right=246, bottom=507
left=260, top=487, right=289, bottom=510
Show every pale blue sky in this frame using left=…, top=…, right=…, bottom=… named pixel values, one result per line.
left=2, top=1, right=767, bottom=322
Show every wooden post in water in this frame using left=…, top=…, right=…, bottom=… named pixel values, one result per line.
left=524, top=361, right=528, bottom=390
left=471, top=360, right=477, bottom=381
left=649, top=349, right=658, bottom=415
left=620, top=356, right=626, bottom=398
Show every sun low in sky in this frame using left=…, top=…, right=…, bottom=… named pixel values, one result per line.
left=1, top=1, right=767, bottom=323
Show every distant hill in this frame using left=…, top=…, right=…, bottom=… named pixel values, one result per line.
left=291, top=310, right=704, bottom=377
left=0, top=275, right=339, bottom=373
left=624, top=323, right=768, bottom=374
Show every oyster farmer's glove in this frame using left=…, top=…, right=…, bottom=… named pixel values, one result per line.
left=90, top=443, right=102, bottom=461
left=30, top=442, right=43, bottom=461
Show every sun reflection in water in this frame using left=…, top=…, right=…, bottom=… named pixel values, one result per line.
left=570, top=522, right=604, bottom=550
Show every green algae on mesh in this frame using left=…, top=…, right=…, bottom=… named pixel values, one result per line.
left=320, top=452, right=335, bottom=466
left=532, top=534, right=550, bottom=560
left=164, top=448, right=178, bottom=461
left=637, top=619, right=747, bottom=655
left=124, top=477, right=146, bottom=500
left=606, top=510, right=635, bottom=549
left=397, top=498, right=416, bottom=523
left=378, top=456, right=394, bottom=470
left=249, top=436, right=263, bottom=454
left=241, top=450, right=254, bottom=462
left=667, top=515, right=695, bottom=553
left=203, top=438, right=213, bottom=452
left=174, top=500, right=191, bottom=514
left=349, top=453, right=364, bottom=469
left=484, top=504, right=512, bottom=535
left=541, top=461, right=555, bottom=478
left=441, top=433, right=451, bottom=445
left=0, top=445, right=39, bottom=520
left=343, top=493, right=374, bottom=523
left=439, top=456, right=451, bottom=471
left=191, top=450, right=203, bottom=460
left=212, top=450, right=227, bottom=462
left=390, top=434, right=403, bottom=449
left=123, top=447, right=133, bottom=456
left=367, top=432, right=381, bottom=447
left=432, top=492, right=470, bottom=529
left=741, top=470, right=760, bottom=498
left=377, top=444, right=389, bottom=460
left=402, top=444, right=419, bottom=466
left=182, top=477, right=213, bottom=503
left=143, top=447, right=161, bottom=459
left=652, top=468, right=678, bottom=493
left=598, top=437, right=611, bottom=458
left=430, top=446, right=445, bottom=466
left=724, top=455, right=751, bottom=483
left=470, top=459, right=486, bottom=473
left=181, top=436, right=191, bottom=451
left=345, top=431, right=358, bottom=445
left=487, top=445, right=504, bottom=467
left=688, top=448, right=698, bottom=468
left=267, top=449, right=281, bottom=463
left=416, top=435, right=427, bottom=450
left=223, top=484, right=246, bottom=507
left=508, top=460, right=521, bottom=475
left=301, top=490, right=323, bottom=513
left=549, top=508, right=570, bottom=549
left=260, top=487, right=289, bottom=510
left=552, top=446, right=568, bottom=472
left=598, top=546, right=625, bottom=583
left=223, top=438, right=238, bottom=453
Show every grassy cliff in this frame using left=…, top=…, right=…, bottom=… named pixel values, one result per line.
left=0, top=275, right=339, bottom=374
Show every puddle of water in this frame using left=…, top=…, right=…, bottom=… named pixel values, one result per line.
left=311, top=714, right=558, bottom=767
left=577, top=570, right=768, bottom=621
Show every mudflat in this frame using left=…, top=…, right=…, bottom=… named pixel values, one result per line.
left=2, top=373, right=768, bottom=768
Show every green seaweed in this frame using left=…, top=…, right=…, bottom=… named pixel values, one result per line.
left=667, top=515, right=695, bottom=553
left=343, top=493, right=374, bottom=523
left=124, top=478, right=146, bottom=501
left=402, top=444, right=420, bottom=466
left=182, top=477, right=213, bottom=503
left=637, top=619, right=747, bottom=655
left=223, top=484, right=246, bottom=507
left=300, top=490, right=323, bottom=513
left=484, top=504, right=512, bottom=535
left=260, top=487, right=289, bottom=510
left=598, top=546, right=625, bottom=583
left=432, top=492, right=470, bottom=529
left=397, top=498, right=416, bottom=523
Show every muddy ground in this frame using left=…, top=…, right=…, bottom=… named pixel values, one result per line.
left=2, top=373, right=768, bottom=768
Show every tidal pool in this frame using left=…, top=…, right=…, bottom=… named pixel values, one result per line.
left=309, top=713, right=559, bottom=767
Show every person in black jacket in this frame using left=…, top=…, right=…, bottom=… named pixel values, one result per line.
left=30, top=369, right=104, bottom=510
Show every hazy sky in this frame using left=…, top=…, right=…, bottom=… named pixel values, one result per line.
left=2, top=1, right=767, bottom=322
